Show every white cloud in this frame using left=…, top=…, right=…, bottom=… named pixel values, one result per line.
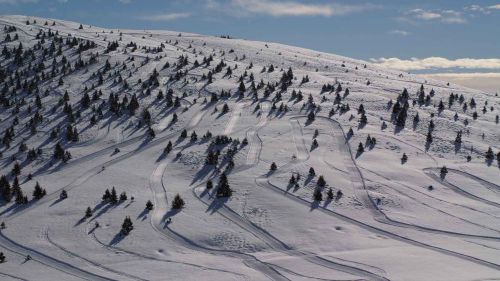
left=405, top=8, right=466, bottom=24
left=370, top=57, right=500, bottom=71
left=422, top=72, right=500, bottom=79
left=464, top=4, right=490, bottom=14
left=389, top=29, right=410, bottom=36
left=206, top=0, right=377, bottom=17
left=118, top=0, right=131, bottom=3
left=488, top=4, right=500, bottom=9
left=138, top=12, right=191, bottom=21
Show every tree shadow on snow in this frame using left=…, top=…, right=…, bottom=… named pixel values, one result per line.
left=206, top=196, right=229, bottom=215
left=310, top=200, right=320, bottom=211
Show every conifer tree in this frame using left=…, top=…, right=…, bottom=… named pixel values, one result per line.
left=32, top=182, right=46, bottom=200
left=327, top=188, right=334, bottom=200
left=110, top=187, right=118, bottom=204
left=85, top=206, right=93, bottom=218
left=146, top=200, right=154, bottom=210
left=313, top=189, right=322, bottom=201
left=317, top=175, right=326, bottom=187
left=206, top=180, right=213, bottom=189
left=486, top=147, right=494, bottom=161
left=270, top=162, right=277, bottom=171
left=171, top=194, right=185, bottom=209
left=309, top=167, right=316, bottom=177
left=357, top=142, right=364, bottom=154
left=121, top=216, right=133, bottom=235
left=216, top=173, right=232, bottom=198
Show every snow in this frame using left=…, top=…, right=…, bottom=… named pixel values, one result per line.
left=0, top=15, right=499, bottom=280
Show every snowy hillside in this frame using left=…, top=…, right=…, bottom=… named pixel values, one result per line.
left=0, top=15, right=499, bottom=281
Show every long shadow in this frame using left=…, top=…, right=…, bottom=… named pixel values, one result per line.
left=109, top=231, right=126, bottom=245
left=323, top=197, right=333, bottom=208
left=206, top=196, right=229, bottom=215
left=161, top=208, right=180, bottom=225
left=49, top=197, right=65, bottom=207
left=191, top=165, right=216, bottom=185
left=309, top=200, right=320, bottom=211
left=137, top=208, right=149, bottom=220
left=73, top=217, right=86, bottom=227
left=90, top=203, right=116, bottom=222
left=304, top=174, right=314, bottom=185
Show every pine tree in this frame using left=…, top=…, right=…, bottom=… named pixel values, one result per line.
left=171, top=194, right=185, bottom=209
left=165, top=141, right=173, bottom=154
left=401, top=153, right=408, bottom=163
left=110, top=187, right=118, bottom=204
left=12, top=162, right=21, bottom=176
left=270, top=162, right=277, bottom=171
left=206, top=180, right=213, bottom=189
left=440, top=166, right=448, bottom=177
left=0, top=252, right=5, bottom=263
left=327, top=188, right=334, bottom=200
left=357, top=143, right=364, bottom=154
left=60, top=190, right=68, bottom=200
left=317, top=176, right=326, bottom=188
left=313, top=189, right=323, bottom=201
left=121, top=216, right=133, bottom=235
left=486, top=147, right=494, bottom=161
left=120, top=192, right=127, bottom=201
left=216, top=173, right=232, bottom=198
left=32, top=182, right=46, bottom=200
left=85, top=207, right=93, bottom=218
left=309, top=167, right=316, bottom=176
left=102, top=189, right=111, bottom=201
left=146, top=200, right=154, bottom=210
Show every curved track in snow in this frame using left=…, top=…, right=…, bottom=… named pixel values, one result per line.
left=147, top=161, right=290, bottom=281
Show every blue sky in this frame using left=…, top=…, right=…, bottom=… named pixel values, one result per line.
left=2, top=0, right=500, bottom=75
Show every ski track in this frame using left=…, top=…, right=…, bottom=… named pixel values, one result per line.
left=86, top=226, right=247, bottom=279
left=224, top=102, right=245, bottom=135
left=246, top=102, right=271, bottom=165
left=0, top=105, right=212, bottom=280
left=289, top=118, right=309, bottom=161
left=424, top=169, right=500, bottom=208
left=254, top=115, right=500, bottom=272
left=0, top=230, right=114, bottom=281
left=147, top=161, right=290, bottom=281
left=42, top=227, right=146, bottom=281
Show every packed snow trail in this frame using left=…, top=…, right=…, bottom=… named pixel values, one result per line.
left=246, top=102, right=271, bottom=165
left=224, top=102, right=245, bottom=135
left=254, top=116, right=500, bottom=271
left=289, top=119, right=309, bottom=161
left=192, top=185, right=390, bottom=281
left=147, top=161, right=290, bottom=281
left=424, top=168, right=500, bottom=208
left=0, top=230, right=115, bottom=281
left=43, top=227, right=146, bottom=281
left=256, top=177, right=500, bottom=271
left=319, top=116, right=500, bottom=241
left=3, top=108, right=210, bottom=221
left=86, top=228, right=247, bottom=279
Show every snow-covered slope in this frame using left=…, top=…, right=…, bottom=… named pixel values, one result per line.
left=0, top=15, right=499, bottom=281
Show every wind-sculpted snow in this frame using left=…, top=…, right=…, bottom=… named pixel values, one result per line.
left=0, top=15, right=499, bottom=280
